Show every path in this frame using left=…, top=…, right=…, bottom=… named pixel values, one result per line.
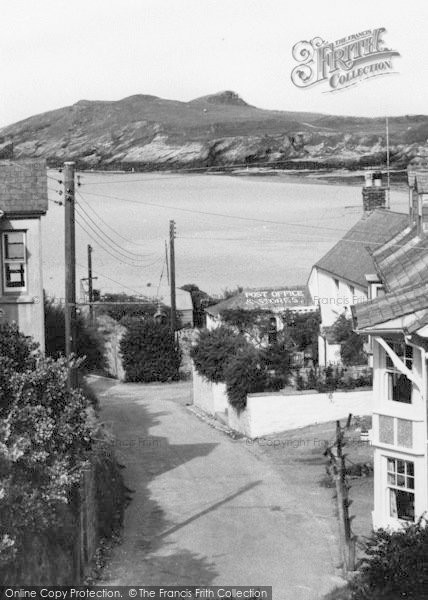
left=92, top=378, right=344, bottom=600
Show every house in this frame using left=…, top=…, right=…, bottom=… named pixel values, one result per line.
left=308, top=172, right=408, bottom=365
left=352, top=167, right=428, bottom=530
left=157, top=284, right=194, bottom=328
left=205, top=286, right=317, bottom=331
left=0, top=159, right=48, bottom=350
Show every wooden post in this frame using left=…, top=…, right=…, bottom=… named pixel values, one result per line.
left=64, top=161, right=78, bottom=387
left=87, top=244, right=94, bottom=325
left=169, top=220, right=176, bottom=332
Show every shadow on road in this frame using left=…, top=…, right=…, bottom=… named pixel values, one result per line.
left=97, top=383, right=221, bottom=584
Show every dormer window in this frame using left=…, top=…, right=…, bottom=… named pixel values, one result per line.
left=2, top=231, right=27, bottom=292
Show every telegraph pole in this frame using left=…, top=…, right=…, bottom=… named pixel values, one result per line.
left=64, top=161, right=78, bottom=387
left=87, top=244, right=94, bottom=325
left=386, top=116, right=391, bottom=209
left=169, top=220, right=176, bottom=332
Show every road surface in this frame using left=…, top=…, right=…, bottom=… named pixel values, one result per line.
left=92, top=378, right=344, bottom=600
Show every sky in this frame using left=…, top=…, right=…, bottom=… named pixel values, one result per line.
left=1, top=0, right=428, bottom=127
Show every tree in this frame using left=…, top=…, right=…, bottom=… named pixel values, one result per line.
left=120, top=319, right=181, bottom=382
left=44, top=297, right=105, bottom=372
left=190, top=325, right=248, bottom=383
left=331, top=313, right=368, bottom=366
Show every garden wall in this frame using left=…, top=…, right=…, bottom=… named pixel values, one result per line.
left=229, top=388, right=373, bottom=438
left=192, top=368, right=373, bottom=438
left=192, top=366, right=228, bottom=415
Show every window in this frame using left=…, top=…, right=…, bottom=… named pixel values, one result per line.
left=387, top=458, right=415, bottom=521
left=385, top=342, right=413, bottom=403
left=2, top=231, right=26, bottom=292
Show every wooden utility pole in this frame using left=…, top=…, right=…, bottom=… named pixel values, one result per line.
left=64, top=161, right=78, bottom=387
left=87, top=244, right=94, bottom=325
left=386, top=116, right=391, bottom=210
left=324, top=415, right=356, bottom=573
left=169, top=220, right=176, bottom=332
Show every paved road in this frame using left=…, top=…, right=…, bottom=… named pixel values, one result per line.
left=93, top=378, right=344, bottom=600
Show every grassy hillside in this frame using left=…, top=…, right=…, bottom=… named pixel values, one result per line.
left=1, top=91, right=428, bottom=169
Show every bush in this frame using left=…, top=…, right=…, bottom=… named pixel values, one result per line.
left=0, top=323, right=38, bottom=415
left=224, top=345, right=270, bottom=411
left=0, top=351, right=97, bottom=572
left=190, top=326, right=248, bottom=383
left=120, top=319, right=181, bottom=382
left=44, top=298, right=106, bottom=372
left=350, top=519, right=428, bottom=599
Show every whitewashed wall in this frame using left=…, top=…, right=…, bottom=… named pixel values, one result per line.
left=233, top=389, right=373, bottom=438
left=192, top=366, right=228, bottom=415
left=192, top=367, right=372, bottom=437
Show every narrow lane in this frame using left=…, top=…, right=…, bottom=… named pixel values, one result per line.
left=94, top=379, right=343, bottom=600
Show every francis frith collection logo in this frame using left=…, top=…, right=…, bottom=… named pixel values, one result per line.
left=291, top=28, right=400, bottom=92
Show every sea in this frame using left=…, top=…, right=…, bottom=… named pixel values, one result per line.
left=43, top=171, right=409, bottom=302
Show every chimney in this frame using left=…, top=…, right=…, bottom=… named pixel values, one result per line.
left=413, top=171, right=428, bottom=236
left=362, top=170, right=386, bottom=212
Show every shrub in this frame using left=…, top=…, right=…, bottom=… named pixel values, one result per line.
left=0, top=353, right=97, bottom=572
left=224, top=345, right=270, bottom=411
left=44, top=298, right=106, bottom=372
left=120, top=319, right=181, bottom=382
left=350, top=519, right=428, bottom=599
left=190, top=326, right=248, bottom=383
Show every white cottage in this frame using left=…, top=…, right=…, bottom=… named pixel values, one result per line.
left=308, top=172, right=407, bottom=365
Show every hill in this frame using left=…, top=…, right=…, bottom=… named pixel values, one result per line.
left=1, top=91, right=428, bottom=170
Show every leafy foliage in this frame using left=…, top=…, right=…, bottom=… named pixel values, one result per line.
left=0, top=343, right=96, bottom=569
left=0, top=325, right=125, bottom=581
left=120, top=319, right=181, bottom=382
left=190, top=326, right=248, bottom=383
left=224, top=346, right=270, bottom=411
left=331, top=314, right=368, bottom=366
left=295, top=365, right=372, bottom=392
left=191, top=325, right=290, bottom=410
left=281, top=310, right=320, bottom=363
left=44, top=297, right=106, bottom=372
left=349, top=519, right=428, bottom=599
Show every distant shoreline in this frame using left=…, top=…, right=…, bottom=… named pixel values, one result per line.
left=72, top=166, right=408, bottom=190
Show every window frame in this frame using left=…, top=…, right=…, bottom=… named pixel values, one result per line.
left=2, top=230, right=27, bottom=293
left=386, top=457, right=415, bottom=522
left=385, top=342, right=413, bottom=404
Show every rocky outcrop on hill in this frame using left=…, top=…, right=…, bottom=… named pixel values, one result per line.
left=1, top=91, right=428, bottom=170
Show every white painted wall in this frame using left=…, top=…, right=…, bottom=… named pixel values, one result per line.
left=371, top=338, right=428, bottom=530
left=192, top=366, right=228, bottom=415
left=230, top=389, right=373, bottom=438
left=192, top=366, right=372, bottom=438
left=0, top=217, right=45, bottom=350
left=308, top=267, right=368, bottom=365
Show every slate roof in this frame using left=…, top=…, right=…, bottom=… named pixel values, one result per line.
left=352, top=283, right=428, bottom=332
left=370, top=225, right=428, bottom=292
left=0, top=160, right=48, bottom=216
left=313, top=209, right=408, bottom=287
left=206, top=286, right=313, bottom=317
